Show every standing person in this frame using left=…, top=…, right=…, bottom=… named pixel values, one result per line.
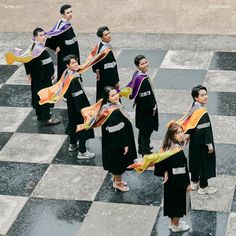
left=46, top=4, right=80, bottom=81
left=100, top=87, right=137, bottom=192
left=92, top=26, right=120, bottom=101
left=127, top=55, right=159, bottom=156
left=154, top=122, right=191, bottom=233
left=24, top=28, right=60, bottom=126
left=63, top=54, right=95, bottom=159
left=186, top=85, right=217, bottom=194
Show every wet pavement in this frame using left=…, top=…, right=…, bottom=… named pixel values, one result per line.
left=0, top=31, right=236, bottom=236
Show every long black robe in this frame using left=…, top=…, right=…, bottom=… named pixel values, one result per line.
left=135, top=78, right=159, bottom=134
left=154, top=150, right=190, bottom=217
left=101, top=108, right=137, bottom=175
left=188, top=112, right=216, bottom=180
left=64, top=71, right=94, bottom=142
left=24, top=48, right=54, bottom=116
left=92, top=42, right=119, bottom=100
left=46, top=25, right=80, bottom=80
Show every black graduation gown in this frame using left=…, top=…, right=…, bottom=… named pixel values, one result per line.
left=24, top=49, right=54, bottom=109
left=188, top=112, right=216, bottom=179
left=101, top=108, right=137, bottom=175
left=64, top=73, right=94, bottom=141
left=46, top=26, right=80, bottom=80
left=92, top=42, right=119, bottom=100
left=154, top=150, right=190, bottom=217
left=135, top=78, right=159, bottom=134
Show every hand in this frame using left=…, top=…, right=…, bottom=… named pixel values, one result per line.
left=184, top=134, right=190, bottom=145
left=207, top=143, right=214, bottom=154
left=153, top=105, right=157, bottom=116
left=96, top=70, right=100, bottom=81
left=162, top=171, right=168, bottom=184
left=186, top=185, right=192, bottom=192
left=55, top=46, right=60, bottom=54
left=124, top=146, right=129, bottom=155
left=27, top=74, right=32, bottom=82
left=208, top=146, right=214, bottom=154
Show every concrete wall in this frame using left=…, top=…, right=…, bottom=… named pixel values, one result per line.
left=0, top=0, right=236, bottom=35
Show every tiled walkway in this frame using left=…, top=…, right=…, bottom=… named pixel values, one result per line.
left=0, top=34, right=236, bottom=236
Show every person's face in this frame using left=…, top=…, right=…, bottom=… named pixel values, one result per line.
left=62, top=8, right=72, bottom=20
left=137, top=58, right=149, bottom=73
left=67, top=58, right=79, bottom=71
left=101, top=30, right=111, bottom=43
left=35, top=31, right=46, bottom=44
left=194, top=89, right=208, bottom=105
left=174, top=127, right=185, bottom=143
left=108, top=89, right=119, bottom=104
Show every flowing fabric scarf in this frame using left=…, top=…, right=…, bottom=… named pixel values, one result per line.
left=175, top=102, right=207, bottom=133
left=45, top=20, right=71, bottom=37
left=37, top=46, right=111, bottom=105
left=128, top=147, right=181, bottom=174
left=5, top=42, right=46, bottom=65
left=76, top=101, right=122, bottom=132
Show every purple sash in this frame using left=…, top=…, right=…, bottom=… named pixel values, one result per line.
left=45, top=21, right=71, bottom=37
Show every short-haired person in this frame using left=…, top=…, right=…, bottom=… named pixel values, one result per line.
left=186, top=85, right=217, bottom=194
left=24, top=28, right=60, bottom=126
left=92, top=26, right=120, bottom=101
left=46, top=4, right=80, bottom=81
left=127, top=55, right=159, bottom=155
left=63, top=54, right=95, bottom=159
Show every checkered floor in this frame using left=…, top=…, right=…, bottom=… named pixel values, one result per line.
left=0, top=41, right=236, bottom=236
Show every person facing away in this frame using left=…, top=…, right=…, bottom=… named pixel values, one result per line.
left=100, top=86, right=137, bottom=192
left=63, top=54, right=95, bottom=159
left=24, top=27, right=60, bottom=126
left=46, top=4, right=80, bottom=81
left=154, top=122, right=191, bottom=233
left=186, top=85, right=217, bottom=195
left=129, top=55, right=159, bottom=156
left=92, top=26, right=120, bottom=101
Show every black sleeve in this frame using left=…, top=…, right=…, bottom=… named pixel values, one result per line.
left=137, top=79, right=156, bottom=110
left=193, top=113, right=214, bottom=145
left=45, top=35, right=60, bottom=51
left=154, top=158, right=169, bottom=177
left=104, top=110, right=129, bottom=150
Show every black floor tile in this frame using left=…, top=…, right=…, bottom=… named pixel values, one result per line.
left=0, top=84, right=31, bottom=107
left=208, top=91, right=236, bottom=116
left=215, top=143, right=236, bottom=176
left=95, top=171, right=163, bottom=206
left=53, top=137, right=103, bottom=167
left=154, top=68, right=207, bottom=90
left=17, top=108, right=68, bottom=134
left=0, top=132, right=13, bottom=151
left=0, top=162, right=48, bottom=196
left=117, top=49, right=167, bottom=68
left=7, top=198, right=91, bottom=236
left=151, top=208, right=229, bottom=236
left=0, top=65, right=19, bottom=84
left=209, top=52, right=236, bottom=71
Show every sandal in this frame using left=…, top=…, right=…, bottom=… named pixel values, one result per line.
left=113, top=182, right=129, bottom=192
left=111, top=176, right=127, bottom=186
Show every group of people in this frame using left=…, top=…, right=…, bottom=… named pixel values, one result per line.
left=7, top=4, right=217, bottom=233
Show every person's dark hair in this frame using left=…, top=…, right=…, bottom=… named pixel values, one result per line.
left=191, top=85, right=207, bottom=101
left=63, top=54, right=78, bottom=65
left=60, top=4, right=71, bottom=14
left=101, top=86, right=114, bottom=106
left=33, top=28, right=44, bottom=37
left=134, top=55, right=146, bottom=66
left=96, top=26, right=109, bottom=38
left=162, top=122, right=183, bottom=151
